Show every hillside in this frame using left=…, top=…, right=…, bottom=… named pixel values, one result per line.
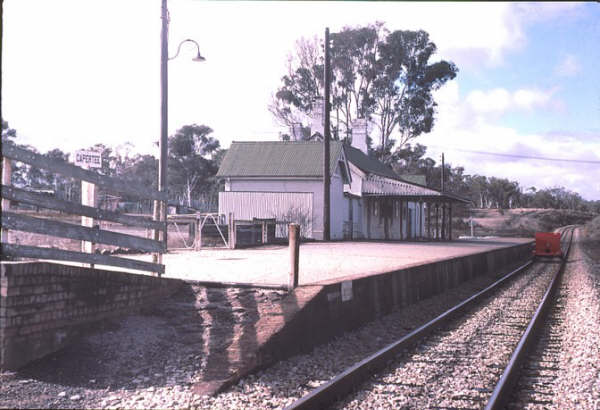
left=581, top=215, right=600, bottom=262
left=456, top=208, right=597, bottom=238
left=583, top=215, right=600, bottom=241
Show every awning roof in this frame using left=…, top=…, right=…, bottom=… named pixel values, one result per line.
left=362, top=174, right=471, bottom=203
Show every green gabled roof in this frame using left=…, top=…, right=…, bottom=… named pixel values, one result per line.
left=343, top=145, right=400, bottom=180
left=216, top=141, right=345, bottom=178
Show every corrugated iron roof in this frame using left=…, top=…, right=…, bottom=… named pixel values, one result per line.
left=216, top=141, right=344, bottom=178
left=363, top=174, right=471, bottom=203
left=399, top=174, right=427, bottom=186
left=216, top=140, right=470, bottom=203
left=363, top=174, right=442, bottom=196
left=342, top=145, right=399, bottom=180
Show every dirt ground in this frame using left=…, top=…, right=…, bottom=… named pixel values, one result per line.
left=457, top=208, right=596, bottom=238
left=0, top=284, right=289, bottom=409
left=581, top=215, right=600, bottom=262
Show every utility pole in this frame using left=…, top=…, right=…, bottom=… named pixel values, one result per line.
left=322, top=27, right=331, bottom=241
left=441, top=152, right=445, bottom=192
left=153, top=0, right=169, bottom=266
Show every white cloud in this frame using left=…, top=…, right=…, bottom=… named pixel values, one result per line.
left=512, top=88, right=555, bottom=111
left=555, top=54, right=581, bottom=77
left=512, top=2, right=582, bottom=23
left=466, top=89, right=511, bottom=114
left=464, top=87, right=559, bottom=116
left=2, top=1, right=594, bottom=198
left=420, top=83, right=600, bottom=200
left=2, top=1, right=586, bottom=155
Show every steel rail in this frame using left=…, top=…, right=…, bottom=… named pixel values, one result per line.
left=484, top=226, right=575, bottom=410
left=285, top=259, right=534, bottom=410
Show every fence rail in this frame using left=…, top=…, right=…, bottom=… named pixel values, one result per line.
left=2, top=185, right=165, bottom=231
left=1, top=144, right=167, bottom=202
left=2, top=212, right=164, bottom=253
left=1, top=243, right=164, bottom=274
left=1, top=144, right=166, bottom=275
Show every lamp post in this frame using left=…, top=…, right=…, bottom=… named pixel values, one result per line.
left=154, top=0, right=205, bottom=265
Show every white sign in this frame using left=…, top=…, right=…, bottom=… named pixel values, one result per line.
left=74, top=150, right=102, bottom=168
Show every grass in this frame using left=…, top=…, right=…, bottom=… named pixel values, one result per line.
left=581, top=215, right=600, bottom=262
left=456, top=208, right=597, bottom=238
left=583, top=215, right=600, bottom=241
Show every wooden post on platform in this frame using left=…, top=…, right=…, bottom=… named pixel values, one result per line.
left=288, top=223, right=300, bottom=290
left=449, top=203, right=453, bottom=241
left=427, top=203, right=431, bottom=239
left=435, top=203, right=440, bottom=240
left=419, top=201, right=423, bottom=239
left=441, top=203, right=446, bottom=240
left=399, top=200, right=404, bottom=240
left=1, top=158, right=12, bottom=243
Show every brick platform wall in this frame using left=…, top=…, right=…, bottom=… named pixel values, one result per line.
left=256, top=241, right=534, bottom=366
left=0, top=262, right=183, bottom=370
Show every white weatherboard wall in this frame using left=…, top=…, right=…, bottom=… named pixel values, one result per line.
left=329, top=173, right=348, bottom=240
left=223, top=175, right=350, bottom=240
left=225, top=178, right=324, bottom=238
left=219, top=191, right=313, bottom=237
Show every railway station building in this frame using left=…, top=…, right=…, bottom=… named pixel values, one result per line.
left=216, top=129, right=468, bottom=241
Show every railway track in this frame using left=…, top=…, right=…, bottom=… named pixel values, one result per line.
left=286, top=227, right=575, bottom=410
left=504, top=279, right=568, bottom=409
left=492, top=226, right=574, bottom=409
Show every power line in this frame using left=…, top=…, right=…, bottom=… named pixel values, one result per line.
left=429, top=146, right=600, bottom=165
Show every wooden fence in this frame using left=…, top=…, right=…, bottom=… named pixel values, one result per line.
left=1, top=144, right=166, bottom=275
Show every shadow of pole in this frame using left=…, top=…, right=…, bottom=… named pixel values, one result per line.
left=200, top=287, right=235, bottom=390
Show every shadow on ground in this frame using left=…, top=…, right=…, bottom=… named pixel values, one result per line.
left=2, top=282, right=294, bottom=408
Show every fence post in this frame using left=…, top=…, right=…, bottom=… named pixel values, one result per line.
left=288, top=223, right=300, bottom=290
left=81, top=171, right=97, bottom=267
left=1, top=157, right=11, bottom=243
left=228, top=212, right=235, bottom=249
left=195, top=215, right=201, bottom=250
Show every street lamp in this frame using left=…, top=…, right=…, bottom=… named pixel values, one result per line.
left=170, top=39, right=206, bottom=62
left=154, top=0, right=205, bottom=266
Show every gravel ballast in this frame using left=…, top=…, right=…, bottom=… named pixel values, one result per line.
left=336, top=262, right=557, bottom=409
left=2, top=229, right=598, bottom=409
left=554, top=229, right=600, bottom=408
left=194, top=264, right=526, bottom=409
left=510, top=227, right=600, bottom=409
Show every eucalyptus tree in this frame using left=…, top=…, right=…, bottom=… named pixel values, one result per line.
left=270, top=23, right=458, bottom=164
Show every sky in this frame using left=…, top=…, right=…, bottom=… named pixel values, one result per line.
left=2, top=1, right=599, bottom=200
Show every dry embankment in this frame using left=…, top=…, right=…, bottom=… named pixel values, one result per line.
left=458, top=208, right=596, bottom=238
left=581, top=215, right=600, bottom=261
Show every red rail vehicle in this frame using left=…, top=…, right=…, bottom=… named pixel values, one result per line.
left=533, top=232, right=563, bottom=259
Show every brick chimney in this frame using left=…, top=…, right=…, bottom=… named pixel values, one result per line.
left=311, top=97, right=324, bottom=138
left=351, top=118, right=368, bottom=154
left=291, top=123, right=304, bottom=141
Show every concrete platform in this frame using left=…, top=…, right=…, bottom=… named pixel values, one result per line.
left=5, top=238, right=534, bottom=394
left=189, top=237, right=534, bottom=395
left=139, top=238, right=532, bottom=287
